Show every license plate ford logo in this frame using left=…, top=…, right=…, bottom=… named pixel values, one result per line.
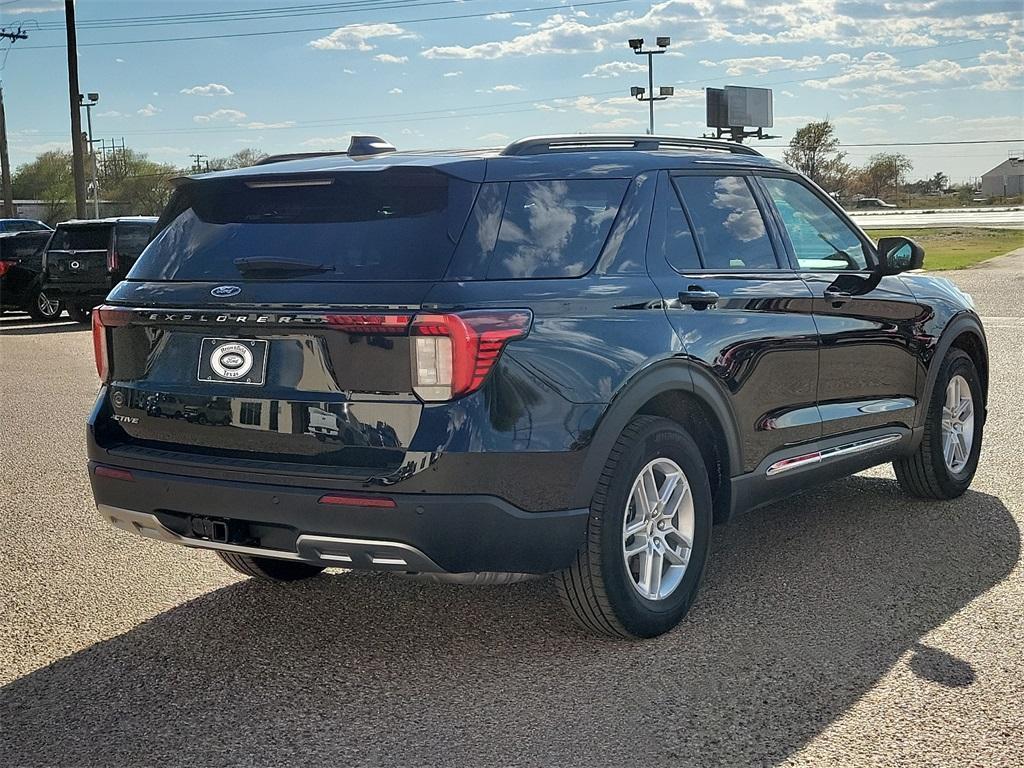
left=198, top=338, right=268, bottom=385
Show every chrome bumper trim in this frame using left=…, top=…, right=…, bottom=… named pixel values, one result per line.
left=96, top=504, right=444, bottom=572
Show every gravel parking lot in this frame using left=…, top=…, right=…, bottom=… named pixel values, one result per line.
left=1, top=256, right=1022, bottom=767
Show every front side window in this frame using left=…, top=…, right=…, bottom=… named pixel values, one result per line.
left=673, top=175, right=778, bottom=270
left=486, top=179, right=627, bottom=279
left=761, top=177, right=869, bottom=271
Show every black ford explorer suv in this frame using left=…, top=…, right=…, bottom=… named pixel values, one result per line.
left=88, top=135, right=987, bottom=638
left=42, top=216, right=157, bottom=323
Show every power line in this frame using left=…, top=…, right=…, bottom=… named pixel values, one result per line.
left=30, top=0, right=477, bottom=30
left=17, top=0, right=640, bottom=49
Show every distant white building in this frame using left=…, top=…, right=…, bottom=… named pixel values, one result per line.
left=980, top=157, right=1024, bottom=198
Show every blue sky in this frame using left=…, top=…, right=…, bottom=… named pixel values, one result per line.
left=2, top=0, right=1021, bottom=182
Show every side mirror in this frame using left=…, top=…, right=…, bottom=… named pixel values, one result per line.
left=876, top=236, right=924, bottom=275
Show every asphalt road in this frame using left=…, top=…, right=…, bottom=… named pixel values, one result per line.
left=851, top=206, right=1024, bottom=229
left=1, top=259, right=1022, bottom=767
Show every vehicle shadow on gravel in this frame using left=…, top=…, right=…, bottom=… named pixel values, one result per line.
left=0, top=476, right=1018, bottom=767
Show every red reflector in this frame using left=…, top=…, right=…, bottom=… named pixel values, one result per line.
left=0, top=260, right=15, bottom=278
left=325, top=314, right=411, bottom=334
left=94, top=465, right=134, bottom=481
left=318, top=493, right=397, bottom=508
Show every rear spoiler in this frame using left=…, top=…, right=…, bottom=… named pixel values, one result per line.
left=169, top=136, right=397, bottom=187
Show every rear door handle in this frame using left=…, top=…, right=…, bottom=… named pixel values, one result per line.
left=678, top=287, right=720, bottom=308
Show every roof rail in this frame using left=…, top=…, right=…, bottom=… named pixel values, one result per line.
left=501, top=134, right=762, bottom=157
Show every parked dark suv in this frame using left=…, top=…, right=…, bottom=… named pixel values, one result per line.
left=87, top=135, right=987, bottom=638
left=43, top=216, right=157, bottom=322
left=0, top=230, right=61, bottom=320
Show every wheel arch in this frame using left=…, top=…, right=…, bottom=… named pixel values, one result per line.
left=917, top=312, right=989, bottom=429
left=572, top=360, right=741, bottom=523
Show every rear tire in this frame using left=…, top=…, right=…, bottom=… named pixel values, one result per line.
left=557, top=415, right=713, bottom=639
left=215, top=551, right=325, bottom=582
left=26, top=288, right=63, bottom=321
left=894, top=349, right=983, bottom=499
left=67, top=304, right=91, bottom=324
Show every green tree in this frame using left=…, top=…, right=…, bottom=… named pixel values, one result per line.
left=858, top=153, right=913, bottom=199
left=11, top=150, right=75, bottom=224
left=783, top=120, right=852, bottom=195
left=210, top=147, right=268, bottom=170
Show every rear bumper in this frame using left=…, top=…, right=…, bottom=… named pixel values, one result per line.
left=43, top=281, right=108, bottom=306
left=89, top=461, right=589, bottom=574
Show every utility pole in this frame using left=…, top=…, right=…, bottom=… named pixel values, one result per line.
left=627, top=37, right=674, bottom=135
left=190, top=153, right=207, bottom=173
left=0, top=26, right=28, bottom=218
left=80, top=92, right=99, bottom=217
left=65, top=1, right=87, bottom=218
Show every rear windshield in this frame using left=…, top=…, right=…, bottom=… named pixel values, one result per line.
left=50, top=226, right=111, bottom=252
left=130, top=168, right=477, bottom=281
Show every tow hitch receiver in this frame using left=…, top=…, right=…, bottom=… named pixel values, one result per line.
left=190, top=516, right=229, bottom=543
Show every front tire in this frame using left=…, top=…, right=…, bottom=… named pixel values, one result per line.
left=557, top=415, right=713, bottom=639
left=26, top=289, right=63, bottom=321
left=215, top=551, right=325, bottom=582
left=894, top=349, right=983, bottom=499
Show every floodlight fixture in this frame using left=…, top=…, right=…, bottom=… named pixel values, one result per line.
left=630, top=86, right=646, bottom=98
left=656, top=37, right=670, bottom=48
left=659, top=86, right=674, bottom=96
left=628, top=38, right=644, bottom=50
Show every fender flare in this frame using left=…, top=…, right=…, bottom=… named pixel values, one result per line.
left=570, top=358, right=742, bottom=508
left=916, top=311, right=988, bottom=429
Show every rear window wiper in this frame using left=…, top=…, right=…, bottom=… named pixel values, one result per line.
left=233, top=256, right=334, bottom=274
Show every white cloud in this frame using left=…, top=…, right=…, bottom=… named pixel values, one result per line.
left=242, top=121, right=296, bottom=130
left=477, top=132, right=510, bottom=142
left=180, top=83, right=234, bottom=96
left=299, top=135, right=354, bottom=148
left=97, top=110, right=127, bottom=118
left=374, top=53, right=408, bottom=64
left=846, top=103, right=906, bottom=115
left=476, top=84, right=524, bottom=93
left=699, top=53, right=851, bottom=76
left=137, top=103, right=161, bottom=117
left=583, top=61, right=647, bottom=78
left=308, top=23, right=410, bottom=51
left=486, top=12, right=513, bottom=20
left=343, top=68, right=356, bottom=74
left=388, top=87, right=403, bottom=95
left=193, top=108, right=247, bottom=123
left=443, top=71, right=463, bottom=77
left=115, top=58, right=125, bottom=64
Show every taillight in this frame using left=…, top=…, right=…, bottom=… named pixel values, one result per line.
left=409, top=310, right=532, bottom=401
left=107, top=250, right=119, bottom=273
left=92, top=306, right=130, bottom=382
left=0, top=260, right=15, bottom=277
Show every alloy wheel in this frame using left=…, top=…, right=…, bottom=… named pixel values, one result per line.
left=36, top=291, right=61, bottom=318
left=941, top=374, right=975, bottom=473
left=621, top=458, right=695, bottom=601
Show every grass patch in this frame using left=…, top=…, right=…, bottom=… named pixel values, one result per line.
left=864, top=227, right=1024, bottom=270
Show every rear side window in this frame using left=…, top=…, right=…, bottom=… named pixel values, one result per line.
left=114, top=224, right=153, bottom=259
left=49, top=226, right=111, bottom=252
left=132, top=168, right=477, bottom=282
left=486, top=179, right=627, bottom=279
left=673, top=175, right=777, bottom=270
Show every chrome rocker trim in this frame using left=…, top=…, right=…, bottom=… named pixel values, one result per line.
left=765, top=433, right=904, bottom=477
left=96, top=504, right=444, bottom=572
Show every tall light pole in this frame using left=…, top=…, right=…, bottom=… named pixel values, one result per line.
left=79, top=92, right=99, bottom=218
left=628, top=36, right=673, bottom=134
left=65, top=0, right=87, bottom=218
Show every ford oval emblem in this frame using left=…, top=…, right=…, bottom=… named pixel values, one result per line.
left=211, top=285, right=241, bottom=298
